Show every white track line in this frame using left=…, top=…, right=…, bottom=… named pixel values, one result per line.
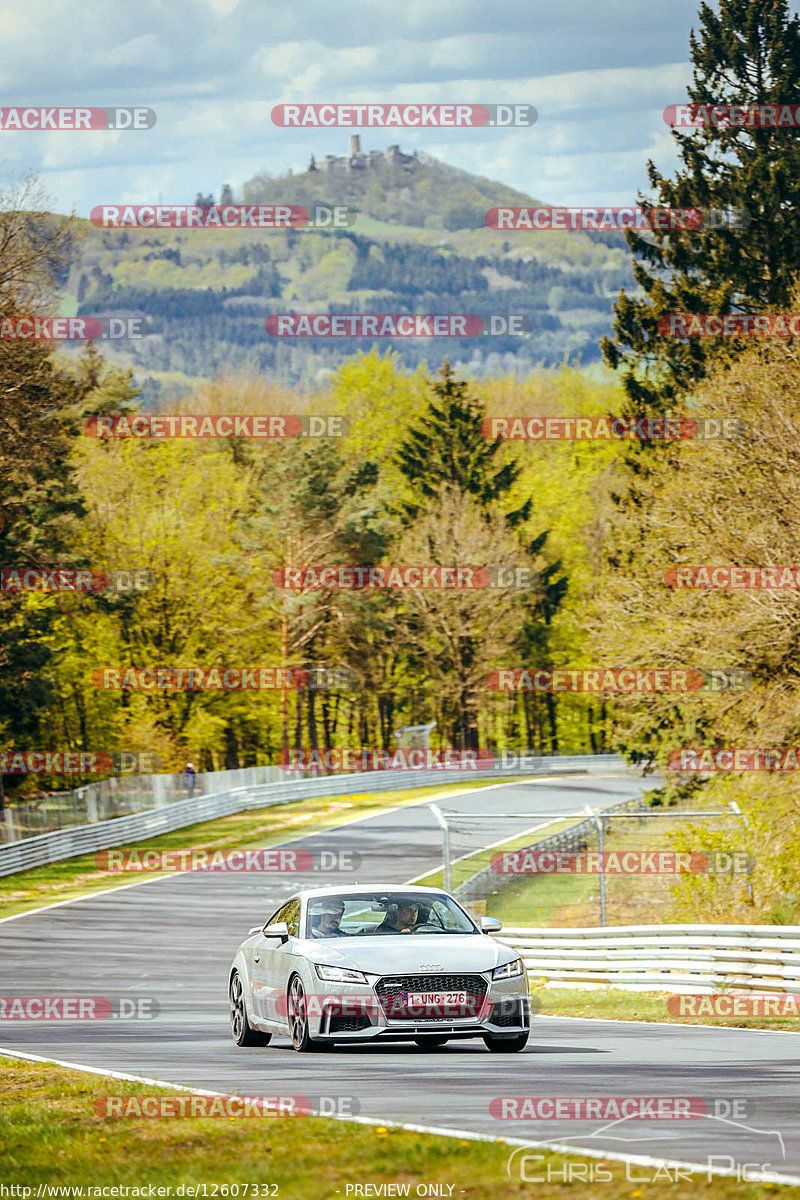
left=1, top=1046, right=797, bottom=1186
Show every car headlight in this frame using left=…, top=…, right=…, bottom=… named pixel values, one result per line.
left=492, top=958, right=524, bottom=980
left=314, top=964, right=368, bottom=984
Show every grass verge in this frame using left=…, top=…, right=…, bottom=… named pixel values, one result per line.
left=534, top=986, right=800, bottom=1031
left=1, top=1055, right=795, bottom=1197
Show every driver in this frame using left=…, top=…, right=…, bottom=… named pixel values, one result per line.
left=373, top=899, right=419, bottom=935
left=309, top=899, right=347, bottom=938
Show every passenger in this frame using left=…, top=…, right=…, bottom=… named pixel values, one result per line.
left=309, top=899, right=347, bottom=938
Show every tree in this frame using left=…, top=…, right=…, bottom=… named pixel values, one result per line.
left=588, top=331, right=800, bottom=921
left=394, top=362, right=566, bottom=746
left=242, top=432, right=388, bottom=758
left=396, top=361, right=529, bottom=525
left=388, top=489, right=531, bottom=749
left=0, top=183, right=124, bottom=798
left=602, top=0, right=800, bottom=415
left=69, top=430, right=270, bottom=768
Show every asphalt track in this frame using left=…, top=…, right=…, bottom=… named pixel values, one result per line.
left=2, top=771, right=800, bottom=1184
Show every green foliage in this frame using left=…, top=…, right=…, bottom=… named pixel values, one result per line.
left=603, top=0, right=800, bottom=414
left=396, top=361, right=522, bottom=517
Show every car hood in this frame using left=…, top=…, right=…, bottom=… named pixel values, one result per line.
left=304, top=933, right=514, bottom=975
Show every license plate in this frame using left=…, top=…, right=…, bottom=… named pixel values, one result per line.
left=403, top=991, right=469, bottom=1007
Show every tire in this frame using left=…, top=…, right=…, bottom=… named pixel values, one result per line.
left=288, top=975, right=325, bottom=1052
left=230, top=971, right=271, bottom=1047
left=414, top=1037, right=448, bottom=1049
left=483, top=1030, right=529, bottom=1053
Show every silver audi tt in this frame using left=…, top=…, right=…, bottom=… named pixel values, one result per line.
left=228, top=884, right=530, bottom=1052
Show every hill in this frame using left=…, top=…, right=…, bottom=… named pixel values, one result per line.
left=61, top=142, right=635, bottom=404
left=242, top=142, right=542, bottom=230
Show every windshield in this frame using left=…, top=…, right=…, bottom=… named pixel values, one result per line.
left=305, top=892, right=477, bottom=939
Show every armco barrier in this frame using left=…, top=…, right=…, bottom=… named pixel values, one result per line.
left=500, top=924, right=800, bottom=993
left=0, top=753, right=629, bottom=877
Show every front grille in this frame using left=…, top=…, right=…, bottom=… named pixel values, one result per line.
left=375, top=974, right=488, bottom=1021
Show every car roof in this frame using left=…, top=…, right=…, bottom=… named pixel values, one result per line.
left=297, top=884, right=448, bottom=899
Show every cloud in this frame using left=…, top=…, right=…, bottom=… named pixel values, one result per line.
left=106, top=33, right=171, bottom=71
left=0, top=0, right=768, bottom=217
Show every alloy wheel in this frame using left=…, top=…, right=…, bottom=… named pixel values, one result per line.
left=289, top=977, right=307, bottom=1049
left=230, top=973, right=244, bottom=1041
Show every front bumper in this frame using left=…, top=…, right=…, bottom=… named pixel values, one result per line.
left=308, top=974, right=530, bottom=1041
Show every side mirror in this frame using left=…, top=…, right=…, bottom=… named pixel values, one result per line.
left=263, top=920, right=290, bottom=943
left=480, top=915, right=502, bottom=934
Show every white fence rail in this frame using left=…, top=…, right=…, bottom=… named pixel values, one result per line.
left=0, top=753, right=630, bottom=878
left=501, top=924, right=800, bottom=993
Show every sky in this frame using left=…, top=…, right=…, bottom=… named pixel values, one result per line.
left=0, top=0, right=790, bottom=217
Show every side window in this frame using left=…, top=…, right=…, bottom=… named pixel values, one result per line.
left=265, top=901, right=291, bottom=929
left=265, top=898, right=300, bottom=937
left=284, top=899, right=301, bottom=938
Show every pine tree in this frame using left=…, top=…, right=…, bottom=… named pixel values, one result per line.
left=395, top=362, right=567, bottom=750
left=396, top=361, right=530, bottom=525
left=602, top=0, right=800, bottom=414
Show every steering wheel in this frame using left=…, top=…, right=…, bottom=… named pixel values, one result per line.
left=410, top=922, right=440, bottom=934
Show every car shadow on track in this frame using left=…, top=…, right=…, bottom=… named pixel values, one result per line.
left=263, top=1041, right=608, bottom=1055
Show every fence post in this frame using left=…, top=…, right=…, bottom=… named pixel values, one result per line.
left=585, top=805, right=607, bottom=927
left=152, top=773, right=166, bottom=808
left=729, top=801, right=754, bottom=906
left=84, top=786, right=97, bottom=823
left=429, top=804, right=451, bottom=894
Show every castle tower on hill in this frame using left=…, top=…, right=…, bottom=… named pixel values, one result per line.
left=308, top=138, right=417, bottom=173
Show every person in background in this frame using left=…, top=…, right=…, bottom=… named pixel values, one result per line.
left=184, top=761, right=197, bottom=797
